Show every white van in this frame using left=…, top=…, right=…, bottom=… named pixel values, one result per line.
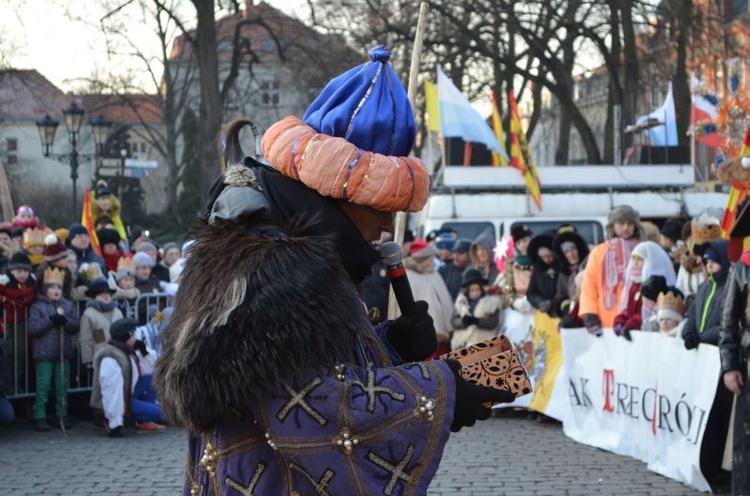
left=413, top=165, right=727, bottom=245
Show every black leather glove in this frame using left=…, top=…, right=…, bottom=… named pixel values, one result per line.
left=386, top=301, right=438, bottom=362
left=613, top=323, right=632, bottom=341
left=683, top=332, right=700, bottom=350
left=49, top=314, right=68, bottom=327
left=582, top=313, right=602, bottom=337
left=461, top=315, right=479, bottom=327
left=446, top=359, right=516, bottom=432
left=134, top=339, right=149, bottom=356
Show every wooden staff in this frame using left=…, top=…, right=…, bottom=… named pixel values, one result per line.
left=388, top=1, right=429, bottom=320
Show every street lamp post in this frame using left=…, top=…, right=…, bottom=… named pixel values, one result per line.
left=36, top=103, right=112, bottom=222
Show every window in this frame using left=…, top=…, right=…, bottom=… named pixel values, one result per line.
left=261, top=80, right=280, bottom=106
left=6, top=138, right=18, bottom=165
left=440, top=222, right=495, bottom=244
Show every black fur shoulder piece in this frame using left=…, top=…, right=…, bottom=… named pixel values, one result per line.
left=154, top=219, right=369, bottom=435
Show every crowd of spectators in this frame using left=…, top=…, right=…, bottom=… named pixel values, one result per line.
left=0, top=184, right=191, bottom=437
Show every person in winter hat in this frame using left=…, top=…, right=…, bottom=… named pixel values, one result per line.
left=498, top=224, right=534, bottom=312
left=96, top=228, right=122, bottom=272
left=34, top=234, right=74, bottom=302
left=12, top=205, right=41, bottom=230
left=553, top=226, right=590, bottom=328
left=90, top=180, right=127, bottom=241
left=0, top=252, right=37, bottom=383
left=680, top=241, right=734, bottom=485
left=612, top=240, right=676, bottom=340
left=676, top=211, right=722, bottom=302
left=90, top=318, right=164, bottom=437
left=79, top=278, right=123, bottom=367
left=66, top=223, right=106, bottom=275
left=659, top=217, right=687, bottom=270
left=112, top=255, right=138, bottom=317
left=450, top=269, right=503, bottom=350
left=469, top=227, right=499, bottom=285
left=27, top=267, right=79, bottom=431
left=137, top=242, right=169, bottom=282
left=639, top=275, right=668, bottom=332
left=439, top=238, right=472, bottom=301
left=580, top=205, right=644, bottom=334
left=526, top=231, right=560, bottom=317
left=0, top=224, right=13, bottom=273
left=156, top=45, right=514, bottom=495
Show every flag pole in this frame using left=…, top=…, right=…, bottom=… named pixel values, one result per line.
left=389, top=1, right=429, bottom=320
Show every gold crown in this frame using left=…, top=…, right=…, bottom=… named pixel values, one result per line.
left=43, top=267, right=65, bottom=286
left=657, top=290, right=684, bottom=316
left=23, top=227, right=50, bottom=247
left=691, top=212, right=722, bottom=244
left=80, top=263, right=104, bottom=283
left=116, top=256, right=135, bottom=272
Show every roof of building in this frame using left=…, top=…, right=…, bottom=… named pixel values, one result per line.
left=0, top=69, right=72, bottom=122
left=0, top=69, right=162, bottom=125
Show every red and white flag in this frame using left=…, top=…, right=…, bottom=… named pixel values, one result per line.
left=691, top=75, right=722, bottom=148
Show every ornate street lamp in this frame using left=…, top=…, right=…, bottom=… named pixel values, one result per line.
left=90, top=114, right=112, bottom=155
left=35, top=114, right=59, bottom=157
left=36, top=102, right=110, bottom=222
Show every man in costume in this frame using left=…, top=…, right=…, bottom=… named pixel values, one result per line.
left=155, top=46, right=514, bottom=495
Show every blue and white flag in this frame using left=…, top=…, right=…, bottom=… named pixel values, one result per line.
left=437, top=65, right=509, bottom=160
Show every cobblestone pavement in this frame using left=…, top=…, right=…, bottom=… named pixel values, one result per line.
left=0, top=411, right=703, bottom=495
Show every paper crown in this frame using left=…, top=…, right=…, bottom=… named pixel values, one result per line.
left=117, top=256, right=135, bottom=273
left=657, top=291, right=684, bottom=321
left=261, top=46, right=430, bottom=213
left=23, top=227, right=49, bottom=247
left=43, top=267, right=65, bottom=287
left=691, top=212, right=722, bottom=244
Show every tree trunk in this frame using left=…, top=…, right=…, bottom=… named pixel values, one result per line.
left=674, top=0, right=693, bottom=147
left=192, top=0, right=222, bottom=208
left=620, top=0, right=639, bottom=149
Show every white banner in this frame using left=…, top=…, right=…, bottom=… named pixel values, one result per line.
left=561, top=329, right=721, bottom=492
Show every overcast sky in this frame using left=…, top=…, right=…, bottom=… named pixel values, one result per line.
left=1, top=0, right=309, bottom=93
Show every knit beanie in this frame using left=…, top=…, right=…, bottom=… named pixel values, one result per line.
left=68, top=223, right=89, bottom=238
left=133, top=251, right=153, bottom=268
left=138, top=242, right=158, bottom=254
left=608, top=205, right=640, bottom=225
left=43, top=233, right=71, bottom=262
left=511, top=224, right=533, bottom=243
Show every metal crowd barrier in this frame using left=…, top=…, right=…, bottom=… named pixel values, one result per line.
left=2, top=292, right=173, bottom=400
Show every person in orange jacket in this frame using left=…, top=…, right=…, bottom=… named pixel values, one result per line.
left=579, top=205, right=644, bottom=334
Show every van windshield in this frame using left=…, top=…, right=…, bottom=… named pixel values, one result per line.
left=440, top=222, right=495, bottom=243
left=509, top=221, right=604, bottom=245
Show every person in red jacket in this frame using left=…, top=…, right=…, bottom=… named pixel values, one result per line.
left=0, top=252, right=37, bottom=391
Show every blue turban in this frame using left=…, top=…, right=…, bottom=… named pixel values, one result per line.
left=302, top=45, right=416, bottom=157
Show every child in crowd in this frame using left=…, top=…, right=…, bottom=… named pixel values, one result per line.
left=614, top=240, right=676, bottom=340
left=451, top=269, right=503, bottom=350
left=526, top=231, right=559, bottom=316
left=133, top=252, right=161, bottom=294
left=138, top=242, right=170, bottom=282
left=682, top=240, right=730, bottom=349
left=35, top=234, right=73, bottom=301
left=0, top=252, right=37, bottom=389
left=27, top=267, right=79, bottom=431
left=91, top=318, right=165, bottom=437
left=96, top=228, right=122, bottom=272
left=639, top=275, right=668, bottom=333
left=112, top=256, right=139, bottom=318
left=656, top=289, right=685, bottom=337
left=23, top=228, right=48, bottom=269
left=79, top=279, right=123, bottom=368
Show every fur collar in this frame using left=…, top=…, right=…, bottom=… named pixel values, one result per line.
left=454, top=292, right=503, bottom=319
left=154, top=219, right=371, bottom=435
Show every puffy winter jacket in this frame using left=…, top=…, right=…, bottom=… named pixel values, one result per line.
left=27, top=294, right=79, bottom=361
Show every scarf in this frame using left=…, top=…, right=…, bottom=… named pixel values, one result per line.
left=515, top=249, right=531, bottom=270
left=87, top=300, right=118, bottom=312
left=603, top=237, right=637, bottom=309
left=102, top=251, right=120, bottom=272
left=259, top=166, right=379, bottom=285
